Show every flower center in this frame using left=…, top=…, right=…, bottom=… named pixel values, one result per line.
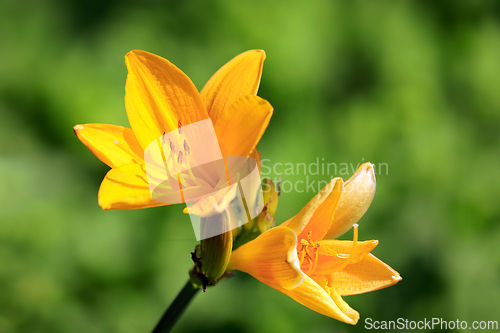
left=298, top=231, right=321, bottom=275
left=156, top=126, right=203, bottom=192
left=298, top=223, right=359, bottom=276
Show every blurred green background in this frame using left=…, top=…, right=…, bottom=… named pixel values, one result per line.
left=1, top=0, right=500, bottom=332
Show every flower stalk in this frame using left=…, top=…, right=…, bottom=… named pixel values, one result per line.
left=151, top=280, right=199, bottom=333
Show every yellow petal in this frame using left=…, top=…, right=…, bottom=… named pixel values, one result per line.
left=100, top=163, right=208, bottom=209
left=279, top=275, right=359, bottom=325
left=201, top=50, right=265, bottom=123
left=73, top=124, right=144, bottom=168
left=284, top=178, right=339, bottom=235
left=327, top=253, right=402, bottom=296
left=214, top=95, right=273, bottom=157
left=98, top=163, right=165, bottom=210
left=324, top=162, right=376, bottom=239
left=296, top=178, right=342, bottom=243
left=227, top=226, right=303, bottom=290
left=125, top=50, right=209, bottom=150
left=306, top=240, right=379, bottom=276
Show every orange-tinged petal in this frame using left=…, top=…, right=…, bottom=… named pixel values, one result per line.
left=227, top=226, right=303, bottom=290
left=98, top=163, right=164, bottom=210
left=279, top=275, right=359, bottom=325
left=324, top=162, right=376, bottom=239
left=327, top=253, right=402, bottom=296
left=296, top=178, right=342, bottom=243
left=306, top=240, right=379, bottom=276
left=284, top=178, right=339, bottom=234
left=201, top=50, right=265, bottom=123
left=73, top=124, right=144, bottom=168
left=214, top=95, right=273, bottom=157
left=124, top=50, right=209, bottom=150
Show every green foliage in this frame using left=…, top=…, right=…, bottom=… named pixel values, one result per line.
left=1, top=0, right=499, bottom=332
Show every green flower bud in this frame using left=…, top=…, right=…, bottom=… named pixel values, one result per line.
left=258, top=178, right=279, bottom=233
left=200, top=212, right=233, bottom=283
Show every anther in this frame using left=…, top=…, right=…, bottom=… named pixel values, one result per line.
left=178, top=119, right=183, bottom=134
left=177, top=151, right=183, bottom=164
left=170, top=139, right=175, bottom=153
left=334, top=223, right=359, bottom=271
left=184, top=140, right=190, bottom=155
left=306, top=246, right=320, bottom=275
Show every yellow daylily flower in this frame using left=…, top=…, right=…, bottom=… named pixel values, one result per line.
left=227, top=163, right=402, bottom=325
left=74, top=50, right=272, bottom=211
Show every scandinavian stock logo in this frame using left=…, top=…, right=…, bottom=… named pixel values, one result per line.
left=144, top=119, right=264, bottom=241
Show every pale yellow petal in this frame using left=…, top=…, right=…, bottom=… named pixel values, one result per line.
left=125, top=50, right=209, bottom=150
left=201, top=50, right=265, bottom=123
left=324, top=162, right=376, bottom=239
left=214, top=95, right=273, bottom=157
left=279, top=275, right=359, bottom=325
left=73, top=124, right=144, bottom=168
left=227, top=226, right=303, bottom=290
left=285, top=178, right=339, bottom=235
left=328, top=253, right=402, bottom=296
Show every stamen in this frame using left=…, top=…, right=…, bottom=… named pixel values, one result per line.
left=169, top=139, right=176, bottom=153
left=184, top=139, right=190, bottom=155
left=306, top=246, right=320, bottom=275
left=299, top=246, right=306, bottom=266
left=178, top=119, right=183, bottom=134
left=177, top=151, right=183, bottom=165
left=298, top=240, right=309, bottom=265
left=297, top=231, right=323, bottom=275
left=333, top=224, right=359, bottom=271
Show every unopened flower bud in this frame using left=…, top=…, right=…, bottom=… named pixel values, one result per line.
left=257, top=178, right=279, bottom=233
left=200, top=212, right=233, bottom=283
left=324, top=162, right=376, bottom=239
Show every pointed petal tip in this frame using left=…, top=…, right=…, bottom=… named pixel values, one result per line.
left=240, top=49, right=266, bottom=59
left=125, top=49, right=143, bottom=59
left=73, top=125, right=83, bottom=137
left=124, top=50, right=138, bottom=63
left=250, top=49, right=266, bottom=60
left=345, top=312, right=360, bottom=325
left=348, top=162, right=376, bottom=185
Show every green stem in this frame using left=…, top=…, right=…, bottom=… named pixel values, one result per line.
left=152, top=280, right=199, bottom=333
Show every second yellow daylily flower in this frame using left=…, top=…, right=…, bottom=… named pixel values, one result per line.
left=227, top=163, right=402, bottom=325
left=74, top=50, right=271, bottom=211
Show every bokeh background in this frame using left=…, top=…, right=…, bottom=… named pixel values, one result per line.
left=1, top=0, right=500, bottom=332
